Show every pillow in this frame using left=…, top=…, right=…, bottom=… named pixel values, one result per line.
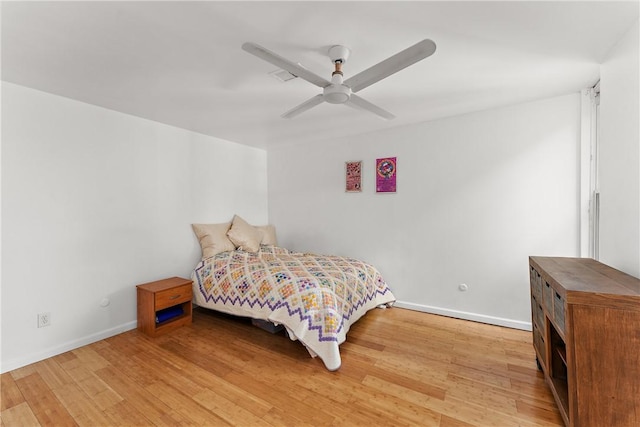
left=191, top=222, right=236, bottom=259
left=257, top=225, right=278, bottom=246
left=227, top=215, right=262, bottom=252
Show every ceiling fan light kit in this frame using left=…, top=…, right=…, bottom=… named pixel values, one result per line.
left=242, top=39, right=436, bottom=120
left=324, top=72, right=351, bottom=104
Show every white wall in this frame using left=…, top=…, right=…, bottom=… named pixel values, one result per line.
left=1, top=82, right=268, bottom=372
left=599, top=19, right=640, bottom=278
left=268, top=94, right=582, bottom=328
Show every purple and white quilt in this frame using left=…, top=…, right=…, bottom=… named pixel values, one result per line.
left=191, top=246, right=395, bottom=370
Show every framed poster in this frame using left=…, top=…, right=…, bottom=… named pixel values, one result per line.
left=376, top=157, right=396, bottom=193
left=345, top=161, right=362, bottom=192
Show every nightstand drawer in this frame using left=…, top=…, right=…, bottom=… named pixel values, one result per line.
left=155, top=283, right=192, bottom=310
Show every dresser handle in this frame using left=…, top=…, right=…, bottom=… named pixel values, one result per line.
left=169, top=294, right=181, bottom=300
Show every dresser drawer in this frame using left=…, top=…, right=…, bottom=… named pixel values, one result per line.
left=530, top=267, right=542, bottom=302
left=553, top=290, right=565, bottom=332
left=533, top=322, right=546, bottom=366
left=535, top=300, right=545, bottom=330
left=155, top=283, right=192, bottom=310
left=543, top=280, right=554, bottom=312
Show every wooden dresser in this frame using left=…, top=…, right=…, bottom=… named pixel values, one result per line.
left=529, top=257, right=640, bottom=427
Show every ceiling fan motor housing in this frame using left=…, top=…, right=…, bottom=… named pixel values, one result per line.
left=323, top=73, right=351, bottom=104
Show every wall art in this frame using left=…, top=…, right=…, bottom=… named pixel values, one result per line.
left=345, top=161, right=362, bottom=192
left=376, top=157, right=397, bottom=193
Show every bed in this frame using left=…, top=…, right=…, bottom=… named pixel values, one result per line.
left=191, top=216, right=396, bottom=371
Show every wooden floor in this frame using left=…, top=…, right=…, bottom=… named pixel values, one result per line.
left=1, top=307, right=564, bottom=426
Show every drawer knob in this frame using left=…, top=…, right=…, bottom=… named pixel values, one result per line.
left=169, top=294, right=181, bottom=300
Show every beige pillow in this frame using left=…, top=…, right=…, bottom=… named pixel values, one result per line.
left=257, top=225, right=278, bottom=246
left=227, top=215, right=262, bottom=252
left=191, top=222, right=236, bottom=259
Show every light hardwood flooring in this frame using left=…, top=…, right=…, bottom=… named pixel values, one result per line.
left=1, top=307, right=563, bottom=426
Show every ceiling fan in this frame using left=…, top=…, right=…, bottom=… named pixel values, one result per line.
left=242, top=39, right=436, bottom=120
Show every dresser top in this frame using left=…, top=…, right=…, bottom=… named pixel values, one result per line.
left=530, top=257, right=640, bottom=299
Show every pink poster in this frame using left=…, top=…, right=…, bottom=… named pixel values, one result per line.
left=345, top=161, right=362, bottom=192
left=376, top=157, right=396, bottom=193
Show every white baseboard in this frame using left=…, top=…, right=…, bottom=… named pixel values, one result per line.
left=1, top=305, right=531, bottom=373
left=1, top=321, right=138, bottom=374
left=393, top=301, right=532, bottom=331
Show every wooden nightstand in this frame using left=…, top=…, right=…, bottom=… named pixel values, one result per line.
left=137, top=277, right=193, bottom=337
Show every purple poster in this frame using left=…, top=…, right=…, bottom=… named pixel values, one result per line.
left=376, top=157, right=396, bottom=193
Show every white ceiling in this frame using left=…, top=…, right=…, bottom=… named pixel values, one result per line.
left=2, top=1, right=638, bottom=149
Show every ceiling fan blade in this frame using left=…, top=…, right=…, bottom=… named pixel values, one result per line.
left=242, top=42, right=331, bottom=88
left=345, top=39, right=436, bottom=93
left=281, top=94, right=325, bottom=119
left=347, top=94, right=395, bottom=120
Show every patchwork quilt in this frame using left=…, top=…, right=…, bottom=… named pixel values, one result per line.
left=192, top=246, right=395, bottom=370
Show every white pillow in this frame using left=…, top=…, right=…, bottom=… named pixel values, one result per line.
left=227, top=215, right=262, bottom=252
left=257, top=225, right=278, bottom=246
left=191, top=222, right=236, bottom=259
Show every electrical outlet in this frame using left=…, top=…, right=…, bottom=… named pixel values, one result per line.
left=37, top=312, right=51, bottom=328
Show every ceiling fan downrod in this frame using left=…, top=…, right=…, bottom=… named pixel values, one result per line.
left=333, top=60, right=343, bottom=76
left=324, top=45, right=351, bottom=104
